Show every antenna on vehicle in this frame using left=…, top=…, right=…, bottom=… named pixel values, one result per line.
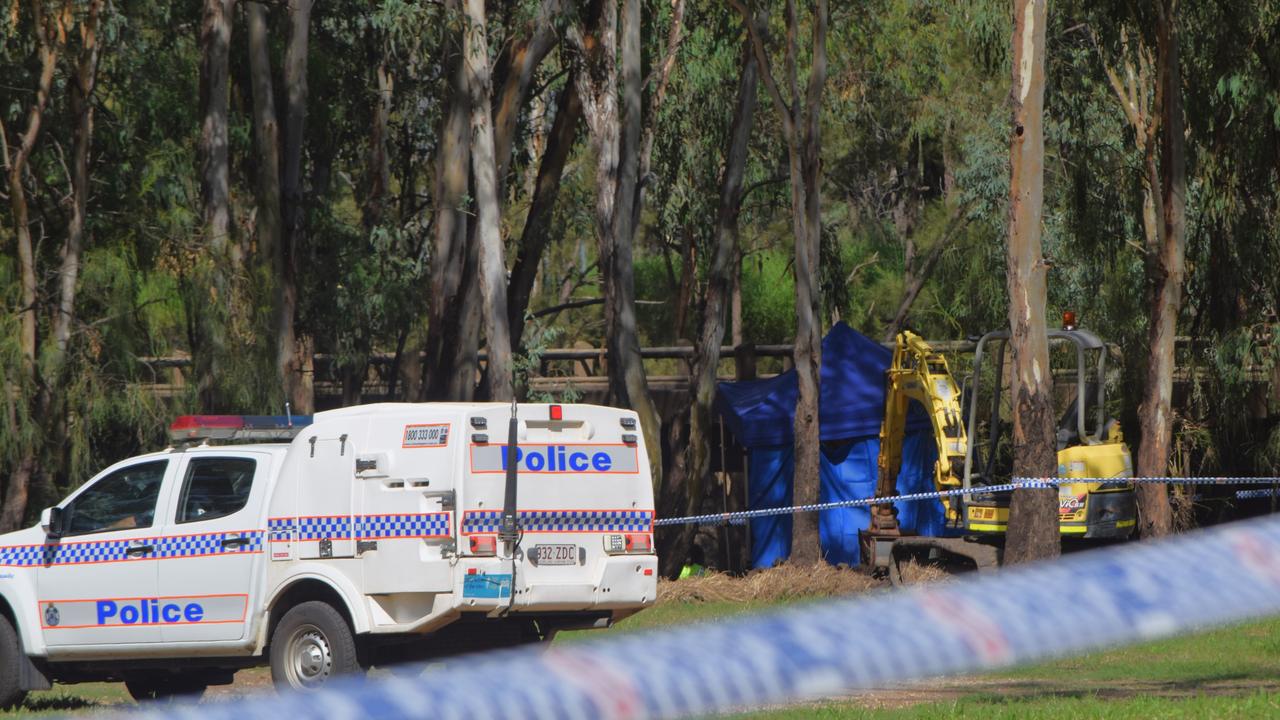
left=498, top=392, right=521, bottom=557
left=285, top=401, right=293, bottom=428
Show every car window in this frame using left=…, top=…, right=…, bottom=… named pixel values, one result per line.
left=64, top=460, right=168, bottom=536
left=175, top=457, right=256, bottom=524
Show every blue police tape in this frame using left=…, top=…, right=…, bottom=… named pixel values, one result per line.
left=114, top=511, right=1280, bottom=720
left=1236, top=488, right=1280, bottom=500
left=654, top=476, right=1280, bottom=527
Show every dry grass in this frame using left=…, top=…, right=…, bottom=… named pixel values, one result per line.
left=656, top=563, right=882, bottom=604
left=893, top=558, right=953, bottom=585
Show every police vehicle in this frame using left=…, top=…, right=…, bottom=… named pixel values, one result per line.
left=0, top=402, right=657, bottom=704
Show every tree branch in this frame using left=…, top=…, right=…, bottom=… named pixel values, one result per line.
left=728, top=0, right=794, bottom=141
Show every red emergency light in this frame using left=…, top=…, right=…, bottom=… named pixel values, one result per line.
left=168, top=415, right=313, bottom=442
left=549, top=405, right=563, bottom=421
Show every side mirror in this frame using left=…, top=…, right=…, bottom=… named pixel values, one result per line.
left=40, top=507, right=64, bottom=538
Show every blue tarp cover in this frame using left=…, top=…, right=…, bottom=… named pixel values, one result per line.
left=717, top=323, right=952, bottom=567
left=716, top=322, right=928, bottom=447
left=746, top=435, right=945, bottom=567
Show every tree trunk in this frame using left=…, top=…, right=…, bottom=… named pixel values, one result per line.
left=507, top=78, right=582, bottom=353
left=1002, top=0, right=1059, bottom=566
left=246, top=1, right=289, bottom=406
left=569, top=2, right=620, bottom=402
left=492, top=0, right=559, bottom=197
left=660, top=26, right=759, bottom=577
left=363, top=40, right=392, bottom=232
left=1, top=5, right=61, bottom=531
left=199, top=0, right=235, bottom=259
left=611, top=0, right=664, bottom=492
left=196, top=0, right=236, bottom=410
left=446, top=237, right=484, bottom=401
left=53, top=0, right=101, bottom=362
left=422, top=8, right=472, bottom=401
left=280, top=0, right=313, bottom=413
left=733, top=0, right=827, bottom=564
left=463, top=0, right=514, bottom=402
left=1135, top=1, right=1184, bottom=538
left=792, top=0, right=828, bottom=566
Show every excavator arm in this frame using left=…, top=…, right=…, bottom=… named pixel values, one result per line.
left=869, top=331, right=969, bottom=535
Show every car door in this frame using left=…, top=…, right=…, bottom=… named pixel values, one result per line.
left=37, top=459, right=171, bottom=652
left=156, top=451, right=269, bottom=643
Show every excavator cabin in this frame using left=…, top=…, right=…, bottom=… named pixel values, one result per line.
left=861, top=325, right=1136, bottom=582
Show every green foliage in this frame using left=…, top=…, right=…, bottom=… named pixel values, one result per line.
left=4, top=0, right=1280, bottom=520
left=740, top=251, right=796, bottom=345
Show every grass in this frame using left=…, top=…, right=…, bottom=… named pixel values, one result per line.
left=564, top=587, right=1280, bottom=718
left=10, top=578, right=1280, bottom=718
left=736, top=614, right=1280, bottom=719
left=2, top=683, right=127, bottom=717
left=761, top=692, right=1280, bottom=719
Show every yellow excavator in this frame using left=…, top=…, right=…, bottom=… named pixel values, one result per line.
left=860, top=327, right=1136, bottom=581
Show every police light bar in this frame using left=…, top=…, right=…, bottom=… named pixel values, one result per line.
left=168, top=415, right=313, bottom=442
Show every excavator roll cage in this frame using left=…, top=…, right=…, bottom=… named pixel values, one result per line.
left=861, top=327, right=1135, bottom=583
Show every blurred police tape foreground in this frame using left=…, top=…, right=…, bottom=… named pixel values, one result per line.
left=655, top=476, right=1280, bottom=527
left=126, top=511, right=1280, bottom=720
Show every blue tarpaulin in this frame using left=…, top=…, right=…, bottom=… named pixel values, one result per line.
left=717, top=323, right=953, bottom=567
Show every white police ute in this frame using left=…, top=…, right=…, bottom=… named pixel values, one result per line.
left=0, top=403, right=657, bottom=704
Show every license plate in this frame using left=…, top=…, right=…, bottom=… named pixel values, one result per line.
left=532, top=544, right=578, bottom=566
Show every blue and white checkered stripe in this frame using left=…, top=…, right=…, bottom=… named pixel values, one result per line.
left=4, top=540, right=134, bottom=566
left=295, top=516, right=354, bottom=541
left=462, top=509, right=653, bottom=535
left=268, top=517, right=296, bottom=542
left=270, top=514, right=453, bottom=542
left=357, top=513, right=451, bottom=539
left=153, top=532, right=263, bottom=559
left=121, top=512, right=1280, bottom=720
left=0, top=545, right=51, bottom=566
left=0, top=530, right=265, bottom=567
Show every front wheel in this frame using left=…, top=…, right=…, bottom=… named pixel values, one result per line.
left=269, top=601, right=362, bottom=691
left=0, top=615, right=26, bottom=709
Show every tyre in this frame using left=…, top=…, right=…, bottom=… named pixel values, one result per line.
left=124, top=674, right=208, bottom=703
left=269, top=601, right=362, bottom=691
left=0, top=615, right=26, bottom=709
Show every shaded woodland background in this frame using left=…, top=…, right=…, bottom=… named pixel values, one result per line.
left=2, top=0, right=1279, bottom=567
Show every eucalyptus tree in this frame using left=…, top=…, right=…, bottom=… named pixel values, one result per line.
left=194, top=0, right=235, bottom=410
left=1003, top=0, right=1059, bottom=565
left=566, top=0, right=683, bottom=493
left=659, top=5, right=760, bottom=576
left=731, top=0, right=829, bottom=563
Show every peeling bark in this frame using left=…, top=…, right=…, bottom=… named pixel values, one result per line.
left=566, top=0, right=662, bottom=491
left=1092, top=13, right=1179, bottom=536
left=463, top=0, right=514, bottom=402
left=1135, top=1, right=1184, bottom=538
left=1003, top=0, right=1059, bottom=566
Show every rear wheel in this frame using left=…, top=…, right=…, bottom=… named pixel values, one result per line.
left=269, top=601, right=362, bottom=690
left=0, top=615, right=26, bottom=709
